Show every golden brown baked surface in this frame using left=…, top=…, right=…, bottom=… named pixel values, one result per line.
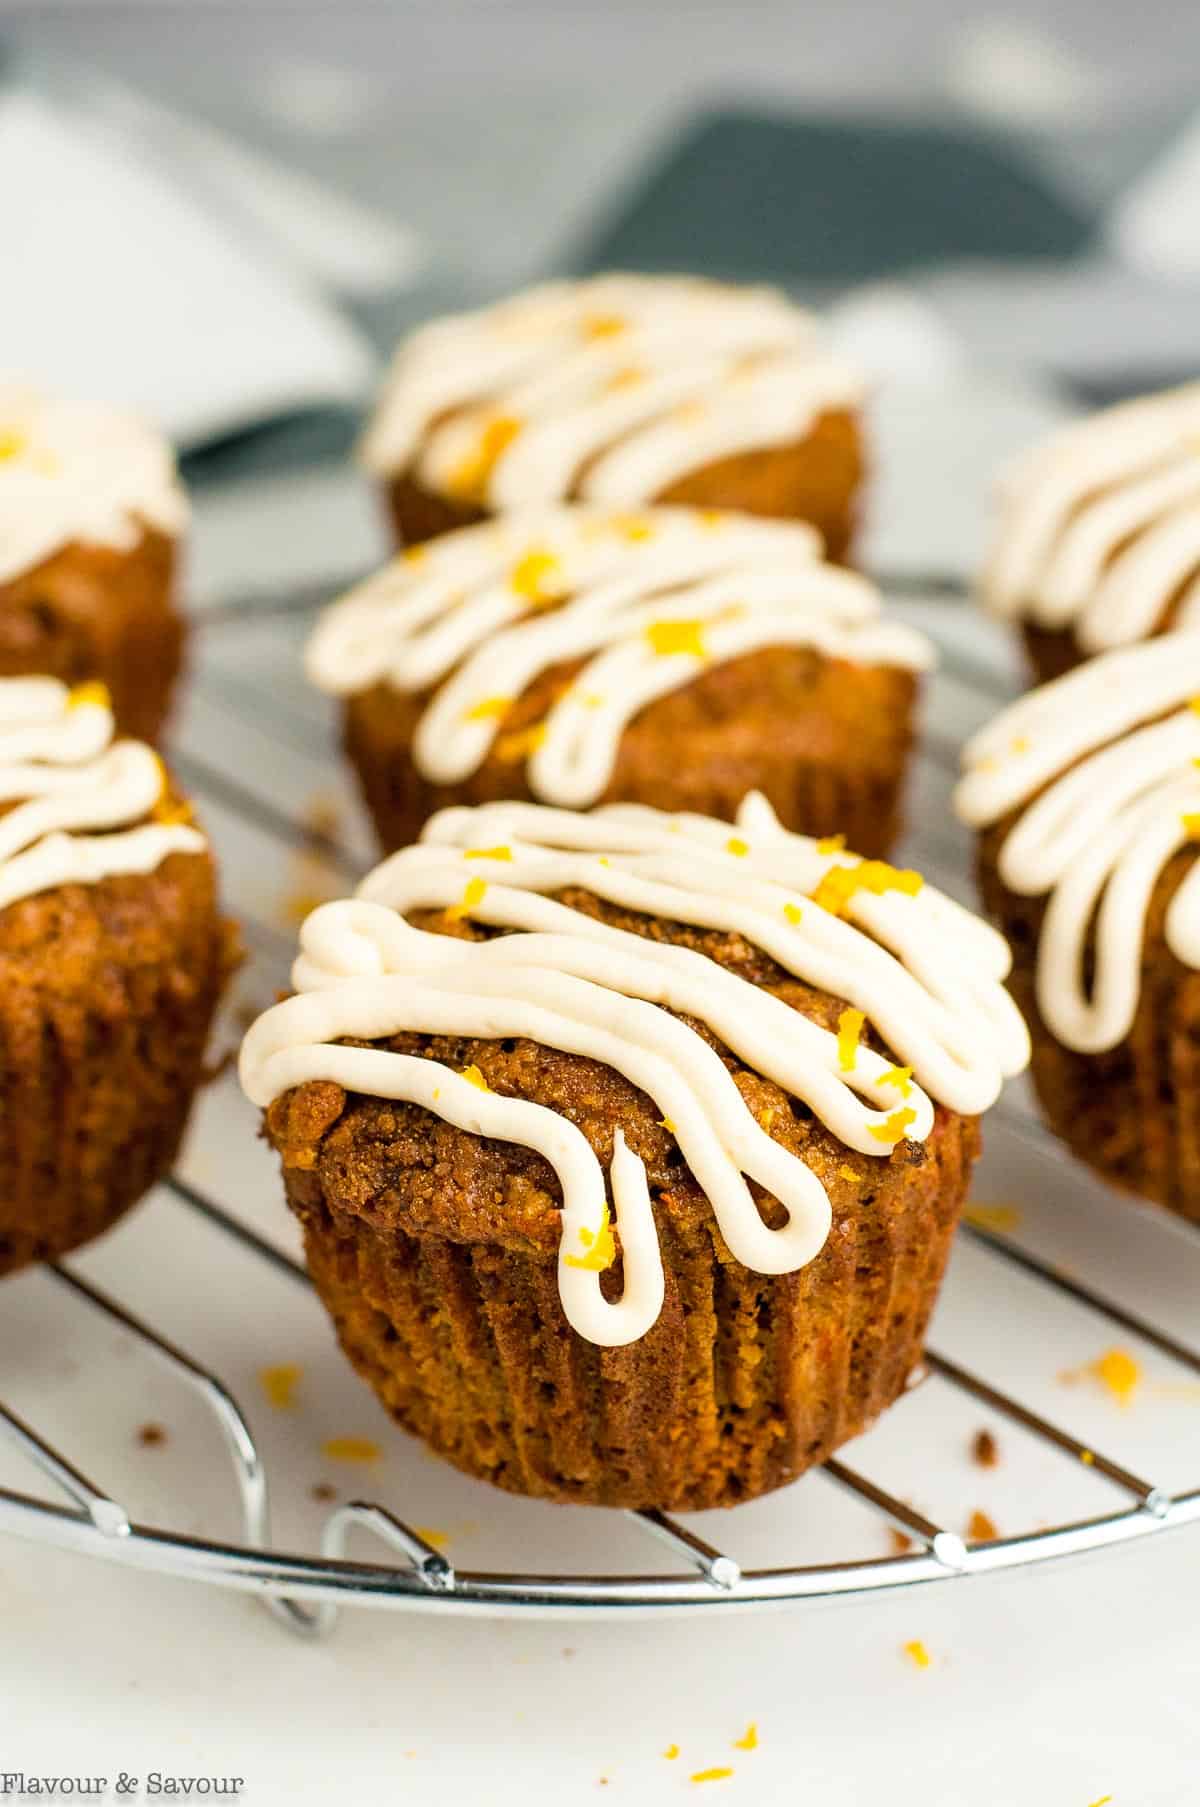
left=385, top=407, right=864, bottom=564
left=265, top=890, right=978, bottom=1509
left=0, top=529, right=185, bottom=743
left=0, top=805, right=235, bottom=1275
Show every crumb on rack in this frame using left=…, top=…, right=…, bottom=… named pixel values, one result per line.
left=971, top=1428, right=1000, bottom=1468
left=137, top=1422, right=167, bottom=1448
left=889, top=1528, right=913, bottom=1555
left=310, top=1481, right=337, bottom=1503
left=967, top=1508, right=999, bottom=1542
left=962, top=1201, right=1023, bottom=1234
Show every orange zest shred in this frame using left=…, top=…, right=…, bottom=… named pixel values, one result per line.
left=259, top=1363, right=303, bottom=1410
left=1183, top=812, right=1200, bottom=839
left=659, top=1117, right=678, bottom=1134
left=838, top=1165, right=859, bottom=1183
left=783, top=902, right=803, bottom=926
left=582, top=312, right=627, bottom=339
left=1080, top=1448, right=1096, bottom=1466
left=153, top=793, right=196, bottom=828
left=563, top=1204, right=616, bottom=1272
left=0, top=427, right=28, bottom=461
left=870, top=1107, right=917, bottom=1144
left=463, top=694, right=512, bottom=722
left=880, top=1064, right=914, bottom=1097
left=963, top=1201, right=1022, bottom=1234
left=321, top=1436, right=382, bottom=1465
left=817, top=833, right=845, bottom=854
left=446, top=414, right=522, bottom=499
left=1190, top=697, right=1200, bottom=716
left=465, top=845, right=512, bottom=861
left=459, top=1064, right=490, bottom=1092
left=645, top=618, right=708, bottom=659
left=690, top=1771, right=734, bottom=1786
left=510, top=546, right=563, bottom=605
left=496, top=721, right=547, bottom=764
left=447, top=877, right=487, bottom=921
left=663, top=1745, right=680, bottom=1761
left=836, top=1007, right=865, bottom=1072
left=813, top=858, right=924, bottom=919
left=1088, top=1796, right=1113, bottom=1806
left=903, top=1640, right=932, bottom=1670
left=726, top=836, right=749, bottom=858
left=1091, top=1347, right=1141, bottom=1407
left=67, top=679, right=111, bottom=713
left=412, top=1525, right=450, bottom=1550
left=401, top=543, right=427, bottom=565
left=609, top=513, right=654, bottom=541
left=607, top=365, right=646, bottom=391
left=733, top=1723, right=758, bottom=1752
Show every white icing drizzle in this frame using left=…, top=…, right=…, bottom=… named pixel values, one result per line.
left=306, top=505, right=934, bottom=809
left=983, top=382, right=1200, bottom=652
left=240, top=795, right=1028, bottom=1348
left=0, top=382, right=189, bottom=587
left=0, top=676, right=205, bottom=912
left=956, top=637, right=1200, bottom=1052
left=359, top=275, right=865, bottom=507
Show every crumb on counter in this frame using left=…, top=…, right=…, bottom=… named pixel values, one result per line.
left=259, top=1362, right=303, bottom=1410
left=321, top=1435, right=383, bottom=1464
left=971, top=1428, right=1000, bottom=1469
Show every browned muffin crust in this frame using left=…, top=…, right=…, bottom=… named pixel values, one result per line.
left=346, top=646, right=917, bottom=860
left=0, top=805, right=235, bottom=1275
left=978, top=816, right=1200, bottom=1219
left=384, top=407, right=864, bottom=563
left=0, top=530, right=185, bottom=743
left=265, top=890, right=979, bottom=1510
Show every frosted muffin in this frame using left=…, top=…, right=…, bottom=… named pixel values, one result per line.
left=0, top=383, right=189, bottom=741
left=360, top=274, right=866, bottom=558
left=307, top=505, right=933, bottom=858
left=241, top=796, right=1028, bottom=1510
left=958, top=636, right=1200, bottom=1218
left=0, top=677, right=232, bottom=1274
left=983, top=382, right=1200, bottom=685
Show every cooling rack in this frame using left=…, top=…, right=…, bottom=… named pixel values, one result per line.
left=1, top=575, right=1198, bottom=1637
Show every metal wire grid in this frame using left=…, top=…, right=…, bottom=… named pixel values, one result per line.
left=1, top=575, right=1198, bottom=1634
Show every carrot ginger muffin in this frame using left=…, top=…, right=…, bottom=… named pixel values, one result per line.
left=0, top=382, right=190, bottom=741
left=957, top=636, right=1200, bottom=1219
left=360, top=274, right=867, bottom=558
left=241, top=795, right=1029, bottom=1510
left=983, top=382, right=1200, bottom=685
left=307, top=505, right=932, bottom=859
left=0, top=675, right=232, bottom=1275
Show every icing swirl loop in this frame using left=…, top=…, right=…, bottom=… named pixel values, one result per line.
left=240, top=795, right=1028, bottom=1347
left=307, top=505, right=934, bottom=809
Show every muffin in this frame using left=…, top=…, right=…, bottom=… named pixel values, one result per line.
left=0, top=382, right=190, bottom=741
left=360, top=274, right=866, bottom=559
left=0, top=675, right=232, bottom=1275
left=307, top=504, right=933, bottom=859
left=983, top=381, right=1200, bottom=685
left=957, top=635, right=1200, bottom=1218
left=241, top=794, right=1028, bottom=1510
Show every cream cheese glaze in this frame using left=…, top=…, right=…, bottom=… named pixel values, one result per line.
left=983, top=382, right=1200, bottom=653
left=359, top=274, right=865, bottom=508
left=306, top=504, right=934, bottom=809
left=0, top=676, right=205, bottom=912
left=0, top=382, right=189, bottom=587
left=956, top=637, right=1200, bottom=1053
left=240, top=795, right=1029, bottom=1348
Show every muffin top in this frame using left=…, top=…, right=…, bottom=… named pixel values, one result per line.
left=307, top=504, right=933, bottom=809
left=956, top=636, right=1200, bottom=1052
left=983, top=381, right=1200, bottom=653
left=0, top=382, right=189, bottom=587
left=0, top=674, right=205, bottom=916
left=359, top=273, right=864, bottom=509
left=241, top=795, right=1028, bottom=1347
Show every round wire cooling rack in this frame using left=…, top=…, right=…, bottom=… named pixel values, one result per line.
left=1, top=1170, right=1198, bottom=1639
left=2, top=576, right=1200, bottom=1637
